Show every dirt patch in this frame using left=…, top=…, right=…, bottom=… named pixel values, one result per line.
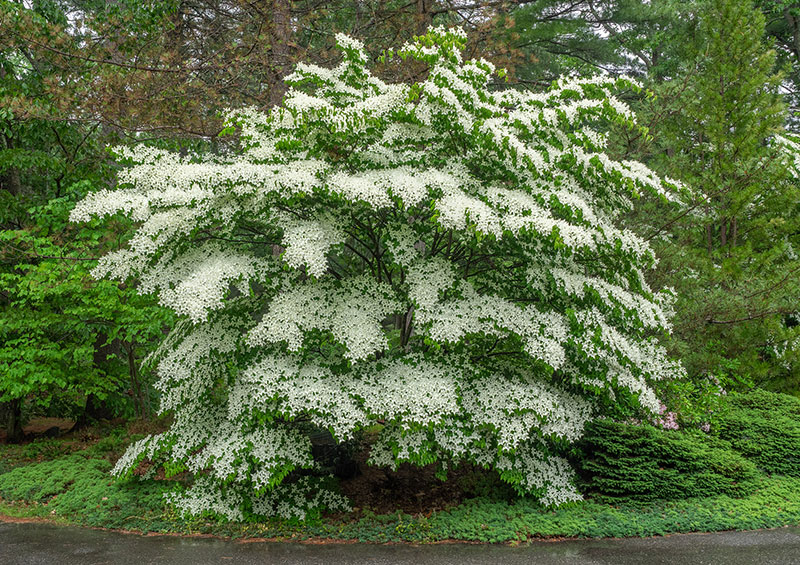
left=0, top=417, right=76, bottom=443
left=0, top=514, right=50, bottom=524
left=338, top=448, right=501, bottom=516
left=125, top=416, right=171, bottom=437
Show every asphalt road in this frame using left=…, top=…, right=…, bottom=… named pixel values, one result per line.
left=2, top=521, right=800, bottom=565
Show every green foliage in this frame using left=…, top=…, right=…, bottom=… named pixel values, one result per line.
left=497, top=1, right=620, bottom=82
left=15, top=438, right=77, bottom=461
left=653, top=371, right=731, bottom=429
left=1, top=436, right=800, bottom=541
left=0, top=450, right=174, bottom=530
left=627, top=0, right=800, bottom=389
left=757, top=0, right=800, bottom=124
left=0, top=0, right=176, bottom=432
left=0, top=192, right=173, bottom=419
left=715, top=390, right=800, bottom=476
left=578, top=420, right=759, bottom=503
left=424, top=476, right=800, bottom=541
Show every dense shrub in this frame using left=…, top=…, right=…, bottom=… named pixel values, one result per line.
left=714, top=390, right=800, bottom=476
left=578, top=420, right=758, bottom=502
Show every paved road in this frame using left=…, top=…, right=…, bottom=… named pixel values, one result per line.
left=2, top=521, right=800, bottom=565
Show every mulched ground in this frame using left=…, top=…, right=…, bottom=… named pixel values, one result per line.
left=338, top=448, right=501, bottom=516
left=0, top=417, right=75, bottom=443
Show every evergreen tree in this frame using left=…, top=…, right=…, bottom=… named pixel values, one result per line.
left=637, top=0, right=800, bottom=390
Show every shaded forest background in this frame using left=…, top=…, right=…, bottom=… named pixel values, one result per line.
left=2, top=0, right=800, bottom=442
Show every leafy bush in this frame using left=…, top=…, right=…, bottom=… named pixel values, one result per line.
left=578, top=420, right=758, bottom=502
left=714, top=389, right=800, bottom=476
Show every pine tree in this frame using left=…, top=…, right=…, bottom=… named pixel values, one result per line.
left=642, top=0, right=800, bottom=389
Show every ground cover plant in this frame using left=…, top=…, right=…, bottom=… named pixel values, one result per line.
left=1, top=430, right=800, bottom=543
left=68, top=26, right=686, bottom=521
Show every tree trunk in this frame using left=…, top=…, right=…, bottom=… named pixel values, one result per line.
left=4, top=398, right=24, bottom=443
left=125, top=341, right=150, bottom=420
left=72, top=332, right=118, bottom=429
left=267, top=0, right=291, bottom=108
left=416, top=0, right=432, bottom=34
left=77, top=394, right=115, bottom=428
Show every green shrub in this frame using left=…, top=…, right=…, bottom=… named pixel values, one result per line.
left=333, top=476, right=800, bottom=541
left=578, top=420, right=759, bottom=502
left=715, top=389, right=800, bottom=476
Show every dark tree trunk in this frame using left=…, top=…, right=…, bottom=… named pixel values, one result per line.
left=72, top=333, right=118, bottom=430
left=4, top=398, right=24, bottom=443
left=72, top=394, right=116, bottom=430
left=416, top=0, right=432, bottom=34
left=125, top=341, right=150, bottom=420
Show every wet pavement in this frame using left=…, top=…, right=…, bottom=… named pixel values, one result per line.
left=1, top=521, right=799, bottom=564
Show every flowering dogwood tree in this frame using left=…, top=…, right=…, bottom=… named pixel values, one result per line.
left=71, top=27, right=684, bottom=520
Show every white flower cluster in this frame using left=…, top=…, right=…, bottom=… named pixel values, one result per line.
left=75, top=26, right=685, bottom=518
left=248, top=275, right=400, bottom=361
left=549, top=265, right=669, bottom=330
left=152, top=245, right=273, bottom=323
left=168, top=471, right=350, bottom=521
left=229, top=355, right=367, bottom=440
left=250, top=476, right=351, bottom=520
left=167, top=476, right=246, bottom=521
left=408, top=259, right=568, bottom=369
left=777, top=134, right=800, bottom=177
left=497, top=445, right=581, bottom=506
left=278, top=214, right=344, bottom=277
